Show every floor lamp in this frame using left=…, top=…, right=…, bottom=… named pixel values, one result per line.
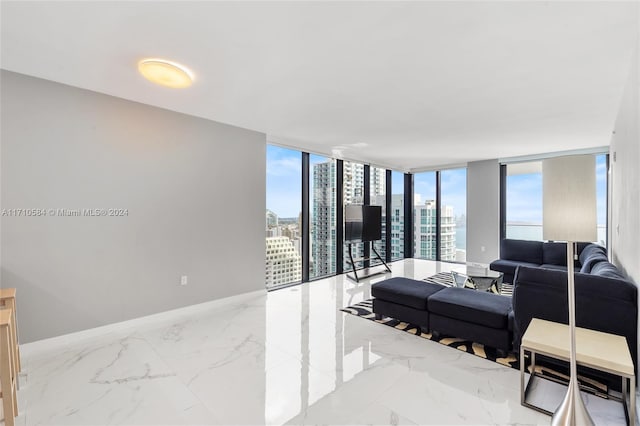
left=542, top=155, right=597, bottom=426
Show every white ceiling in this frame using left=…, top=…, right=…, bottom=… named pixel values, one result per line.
left=1, top=1, right=637, bottom=171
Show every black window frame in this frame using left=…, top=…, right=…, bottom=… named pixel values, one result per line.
left=267, top=145, right=412, bottom=289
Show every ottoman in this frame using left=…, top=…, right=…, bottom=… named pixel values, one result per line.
left=428, top=287, right=513, bottom=354
left=372, top=277, right=446, bottom=331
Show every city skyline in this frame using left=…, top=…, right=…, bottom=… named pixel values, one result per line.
left=268, top=146, right=607, bottom=226
left=267, top=160, right=461, bottom=285
left=268, top=146, right=468, bottom=219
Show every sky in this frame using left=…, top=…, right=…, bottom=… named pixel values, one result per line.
left=266, top=145, right=302, bottom=218
left=267, top=145, right=607, bottom=225
left=413, top=169, right=467, bottom=221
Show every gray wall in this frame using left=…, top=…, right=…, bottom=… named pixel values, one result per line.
left=610, top=47, right=639, bottom=286
left=1, top=71, right=266, bottom=343
left=466, top=159, right=500, bottom=264
left=610, top=39, right=639, bottom=372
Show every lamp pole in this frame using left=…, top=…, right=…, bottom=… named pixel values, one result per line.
left=550, top=241, right=594, bottom=426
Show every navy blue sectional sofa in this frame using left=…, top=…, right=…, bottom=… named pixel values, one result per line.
left=493, top=239, right=636, bottom=388
left=489, top=239, right=592, bottom=283
left=371, top=238, right=636, bottom=390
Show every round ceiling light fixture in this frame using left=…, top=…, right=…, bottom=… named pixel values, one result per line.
left=138, top=58, right=194, bottom=88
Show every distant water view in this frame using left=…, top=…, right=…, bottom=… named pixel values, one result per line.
left=456, top=226, right=466, bottom=250
left=506, top=224, right=607, bottom=247
left=453, top=224, right=607, bottom=252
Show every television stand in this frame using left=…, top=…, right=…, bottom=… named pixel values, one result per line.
left=346, top=242, right=391, bottom=282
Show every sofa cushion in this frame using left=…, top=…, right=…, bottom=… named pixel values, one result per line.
left=500, top=239, right=543, bottom=264
left=590, top=261, right=627, bottom=280
left=428, top=287, right=512, bottom=329
left=543, top=242, right=593, bottom=267
left=371, top=277, right=445, bottom=310
left=575, top=242, right=592, bottom=258
left=542, top=242, right=568, bottom=266
left=515, top=266, right=635, bottom=304
left=578, top=244, right=607, bottom=267
left=579, top=252, right=609, bottom=274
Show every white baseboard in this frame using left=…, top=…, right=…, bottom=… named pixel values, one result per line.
left=21, top=288, right=267, bottom=357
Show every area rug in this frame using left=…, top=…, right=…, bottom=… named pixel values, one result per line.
left=341, top=293, right=608, bottom=397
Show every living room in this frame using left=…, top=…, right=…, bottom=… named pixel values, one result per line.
left=1, top=1, right=639, bottom=425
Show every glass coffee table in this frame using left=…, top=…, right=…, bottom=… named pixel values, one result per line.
left=452, top=266, right=504, bottom=293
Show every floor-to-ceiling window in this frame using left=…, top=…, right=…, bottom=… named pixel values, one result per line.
left=343, top=161, right=365, bottom=271
left=267, top=146, right=455, bottom=286
left=440, top=168, right=467, bottom=262
left=504, top=153, right=607, bottom=246
left=369, top=166, right=387, bottom=262
left=310, top=155, right=337, bottom=279
left=266, top=145, right=302, bottom=289
left=390, top=171, right=405, bottom=261
left=595, top=154, right=607, bottom=247
left=505, top=161, right=543, bottom=241
left=413, top=171, right=437, bottom=260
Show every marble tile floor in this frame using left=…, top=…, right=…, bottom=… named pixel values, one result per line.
left=6, top=259, right=635, bottom=425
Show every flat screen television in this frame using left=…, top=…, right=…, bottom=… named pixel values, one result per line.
left=345, top=205, right=382, bottom=242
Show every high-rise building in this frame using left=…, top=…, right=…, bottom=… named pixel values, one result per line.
left=367, top=167, right=387, bottom=261
left=267, top=168, right=461, bottom=286
left=387, top=195, right=457, bottom=261
left=343, top=162, right=365, bottom=270
left=389, top=194, right=405, bottom=259
left=311, top=161, right=388, bottom=275
left=440, top=205, right=457, bottom=261
left=265, top=209, right=278, bottom=230
left=265, top=209, right=302, bottom=285
left=265, top=236, right=302, bottom=288
left=343, top=162, right=364, bottom=204
left=311, top=161, right=337, bottom=277
left=266, top=227, right=281, bottom=238
left=414, top=198, right=437, bottom=259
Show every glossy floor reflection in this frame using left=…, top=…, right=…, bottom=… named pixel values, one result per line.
left=14, top=259, right=633, bottom=425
